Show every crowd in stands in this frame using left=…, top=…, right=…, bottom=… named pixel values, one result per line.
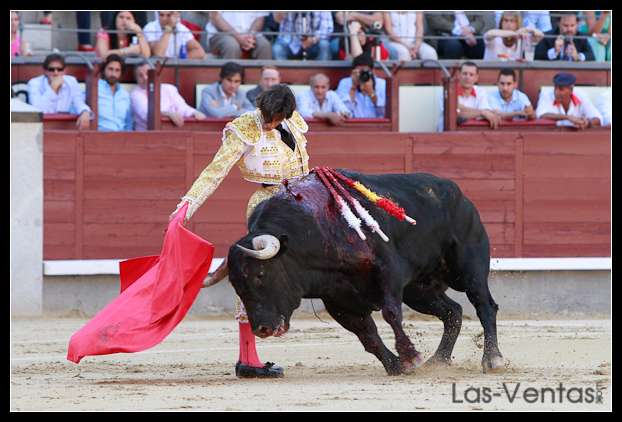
left=11, top=11, right=611, bottom=62
left=12, top=11, right=611, bottom=131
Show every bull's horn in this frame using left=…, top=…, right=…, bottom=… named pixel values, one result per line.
left=236, top=234, right=281, bottom=260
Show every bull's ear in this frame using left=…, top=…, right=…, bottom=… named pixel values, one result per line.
left=277, top=234, right=289, bottom=255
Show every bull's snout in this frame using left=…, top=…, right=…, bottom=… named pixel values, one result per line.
left=255, top=325, right=274, bottom=338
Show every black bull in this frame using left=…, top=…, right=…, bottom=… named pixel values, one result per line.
left=227, top=170, right=504, bottom=375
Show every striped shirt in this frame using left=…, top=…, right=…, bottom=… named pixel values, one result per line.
left=276, top=12, right=333, bottom=56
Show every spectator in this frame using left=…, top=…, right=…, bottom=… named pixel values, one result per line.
left=246, top=66, right=281, bottom=106
left=206, top=12, right=272, bottom=59
left=331, top=11, right=384, bottom=59
left=595, top=87, right=611, bottom=127
left=340, top=20, right=390, bottom=60
left=484, top=11, right=543, bottom=61
left=199, top=62, right=254, bottom=118
left=536, top=72, right=602, bottom=129
left=131, top=62, right=206, bottom=131
left=39, top=11, right=52, bottom=25
left=27, top=53, right=92, bottom=130
left=261, top=13, right=281, bottom=43
left=180, top=11, right=210, bottom=46
left=579, top=11, right=611, bottom=62
left=96, top=11, right=151, bottom=58
left=455, top=61, right=500, bottom=128
left=426, top=12, right=486, bottom=59
left=101, top=11, right=148, bottom=31
left=383, top=11, right=438, bottom=61
left=487, top=69, right=535, bottom=120
left=97, top=54, right=132, bottom=131
left=272, top=12, right=333, bottom=60
left=76, top=12, right=95, bottom=51
left=143, top=11, right=205, bottom=58
left=495, top=11, right=553, bottom=32
left=535, top=12, right=595, bottom=61
left=11, top=11, right=32, bottom=57
left=336, top=53, right=386, bottom=118
left=296, top=73, right=351, bottom=125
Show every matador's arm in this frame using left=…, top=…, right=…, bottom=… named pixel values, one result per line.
left=173, top=129, right=250, bottom=222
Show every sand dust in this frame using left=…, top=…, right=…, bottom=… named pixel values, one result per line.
left=10, top=313, right=611, bottom=411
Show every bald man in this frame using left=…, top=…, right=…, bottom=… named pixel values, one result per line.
left=296, top=73, right=351, bottom=125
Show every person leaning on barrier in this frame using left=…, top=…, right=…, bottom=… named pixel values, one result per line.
left=96, top=11, right=151, bottom=59
left=246, top=66, right=281, bottom=106
left=595, top=87, right=611, bottom=127
left=534, top=11, right=595, bottom=62
left=454, top=61, right=501, bottom=129
left=130, top=61, right=207, bottom=131
left=143, top=11, right=205, bottom=58
left=536, top=72, right=602, bottom=130
left=97, top=54, right=133, bottom=132
left=487, top=69, right=535, bottom=121
left=296, top=73, right=351, bottom=125
left=199, top=62, right=254, bottom=118
left=27, top=53, right=92, bottom=130
left=206, top=11, right=272, bottom=59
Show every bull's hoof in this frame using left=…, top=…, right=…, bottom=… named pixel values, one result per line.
left=423, top=354, right=452, bottom=369
left=482, top=355, right=505, bottom=373
left=235, top=361, right=284, bottom=378
left=399, top=352, right=424, bottom=374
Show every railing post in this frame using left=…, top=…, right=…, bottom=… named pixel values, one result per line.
left=147, top=65, right=161, bottom=131
left=444, top=75, right=458, bottom=131
left=86, top=64, right=99, bottom=130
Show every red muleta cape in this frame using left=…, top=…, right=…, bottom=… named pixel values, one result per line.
left=66, top=203, right=214, bottom=363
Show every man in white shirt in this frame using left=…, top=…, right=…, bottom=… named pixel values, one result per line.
left=595, top=87, right=611, bottom=127
left=455, top=62, right=500, bottom=128
left=143, top=11, right=205, bottom=58
left=536, top=72, right=602, bottom=129
left=296, top=73, right=351, bottom=125
left=206, top=11, right=271, bottom=59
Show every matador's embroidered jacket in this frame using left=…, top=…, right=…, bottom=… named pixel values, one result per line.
left=180, top=108, right=310, bottom=219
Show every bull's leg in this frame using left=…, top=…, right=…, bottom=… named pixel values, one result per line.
left=402, top=288, right=463, bottom=365
left=380, top=298, right=423, bottom=373
left=323, top=301, right=402, bottom=375
left=455, top=248, right=504, bottom=372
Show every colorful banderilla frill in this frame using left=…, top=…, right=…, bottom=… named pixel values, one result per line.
left=310, top=167, right=417, bottom=241
left=326, top=167, right=417, bottom=225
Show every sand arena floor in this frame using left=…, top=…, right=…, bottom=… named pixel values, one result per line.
left=10, top=313, right=611, bottom=411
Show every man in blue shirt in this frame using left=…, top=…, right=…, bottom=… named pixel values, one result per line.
left=487, top=68, right=535, bottom=120
left=98, top=54, right=133, bottom=131
left=336, top=53, right=386, bottom=118
left=27, top=53, right=92, bottom=129
left=296, top=73, right=351, bottom=125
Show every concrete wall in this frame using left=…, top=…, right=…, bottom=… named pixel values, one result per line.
left=11, top=101, right=44, bottom=316
left=42, top=270, right=611, bottom=318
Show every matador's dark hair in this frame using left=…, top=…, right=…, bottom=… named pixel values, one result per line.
left=256, top=84, right=296, bottom=122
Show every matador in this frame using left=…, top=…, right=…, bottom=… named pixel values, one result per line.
left=170, top=84, right=310, bottom=378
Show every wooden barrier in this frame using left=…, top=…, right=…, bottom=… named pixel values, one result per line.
left=43, top=129, right=611, bottom=260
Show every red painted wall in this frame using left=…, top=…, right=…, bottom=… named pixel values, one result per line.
left=43, top=130, right=611, bottom=259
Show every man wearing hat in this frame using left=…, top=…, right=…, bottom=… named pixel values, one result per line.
left=536, top=72, right=602, bottom=129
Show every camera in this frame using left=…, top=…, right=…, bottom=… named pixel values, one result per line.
left=366, top=20, right=383, bottom=47
left=359, top=69, right=373, bottom=83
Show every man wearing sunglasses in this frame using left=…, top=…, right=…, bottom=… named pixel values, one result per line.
left=27, top=53, right=92, bottom=130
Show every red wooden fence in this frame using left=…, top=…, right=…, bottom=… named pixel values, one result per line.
left=43, top=130, right=611, bottom=259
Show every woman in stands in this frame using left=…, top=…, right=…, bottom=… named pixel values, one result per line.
left=11, top=11, right=32, bottom=57
left=483, top=11, right=543, bottom=61
left=96, top=11, right=151, bottom=58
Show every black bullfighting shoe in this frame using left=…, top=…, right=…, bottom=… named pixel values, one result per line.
left=235, top=361, right=284, bottom=378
